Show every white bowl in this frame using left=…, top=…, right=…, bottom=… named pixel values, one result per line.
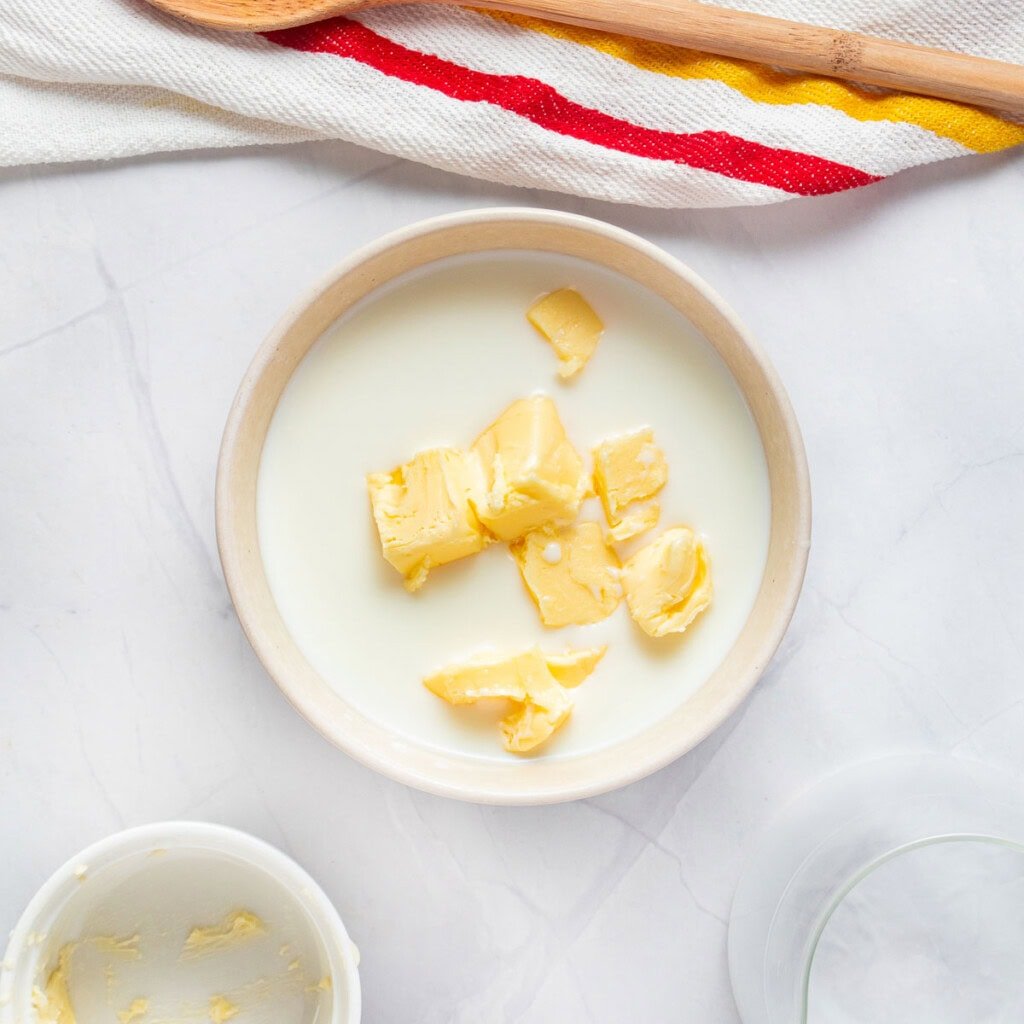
left=0, top=822, right=361, bottom=1024
left=217, top=208, right=811, bottom=804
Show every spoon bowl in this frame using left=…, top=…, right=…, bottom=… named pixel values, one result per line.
left=150, top=0, right=355, bottom=30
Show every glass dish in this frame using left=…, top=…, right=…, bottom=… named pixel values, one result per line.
left=728, top=754, right=1024, bottom=1024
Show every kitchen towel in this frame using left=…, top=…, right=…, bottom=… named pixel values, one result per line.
left=1, top=0, right=1021, bottom=207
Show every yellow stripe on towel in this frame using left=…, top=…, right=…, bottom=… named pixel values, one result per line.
left=484, top=11, right=1024, bottom=154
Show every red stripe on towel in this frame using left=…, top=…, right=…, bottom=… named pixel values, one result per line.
left=264, top=18, right=882, bottom=196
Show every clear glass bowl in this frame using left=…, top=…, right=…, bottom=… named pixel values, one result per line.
left=728, top=755, right=1024, bottom=1024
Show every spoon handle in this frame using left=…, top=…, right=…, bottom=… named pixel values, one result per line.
left=145, top=0, right=1024, bottom=113
left=483, top=0, right=1024, bottom=113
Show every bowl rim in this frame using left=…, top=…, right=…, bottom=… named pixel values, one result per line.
left=0, top=821, right=361, bottom=1024
left=216, top=207, right=811, bottom=805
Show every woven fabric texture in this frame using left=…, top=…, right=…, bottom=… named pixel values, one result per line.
left=0, top=0, right=1021, bottom=206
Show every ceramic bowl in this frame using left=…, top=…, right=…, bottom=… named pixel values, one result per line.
left=216, top=208, right=810, bottom=804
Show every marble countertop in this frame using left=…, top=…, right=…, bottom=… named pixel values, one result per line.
left=2, top=144, right=1023, bottom=1022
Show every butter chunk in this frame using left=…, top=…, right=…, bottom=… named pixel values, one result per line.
left=622, top=527, right=712, bottom=638
left=527, top=288, right=604, bottom=379
left=471, top=396, right=586, bottom=542
left=511, top=522, right=622, bottom=627
left=424, top=646, right=604, bottom=703
left=545, top=646, right=607, bottom=688
left=424, top=646, right=604, bottom=754
left=367, top=447, right=487, bottom=592
left=500, top=687, right=572, bottom=755
left=607, top=502, right=661, bottom=544
left=592, top=428, right=668, bottom=527
left=424, top=650, right=534, bottom=705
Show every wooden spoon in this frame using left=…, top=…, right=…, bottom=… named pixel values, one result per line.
left=145, top=0, right=1024, bottom=114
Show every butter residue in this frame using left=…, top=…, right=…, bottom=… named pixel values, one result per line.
left=622, top=526, right=713, bottom=638
left=117, top=997, right=149, bottom=1023
left=527, top=288, right=604, bottom=379
left=208, top=995, right=239, bottom=1023
left=511, top=522, right=621, bottom=627
left=31, top=934, right=147, bottom=1024
left=31, top=945, right=76, bottom=1024
left=181, top=911, right=266, bottom=959
left=424, top=646, right=604, bottom=753
left=94, top=934, right=141, bottom=960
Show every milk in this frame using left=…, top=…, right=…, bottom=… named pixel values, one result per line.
left=257, top=253, right=770, bottom=760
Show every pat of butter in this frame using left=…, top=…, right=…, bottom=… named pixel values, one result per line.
left=527, top=288, right=604, bottom=379
left=423, top=646, right=603, bottom=703
left=471, top=396, right=586, bottom=542
left=367, top=447, right=488, bottom=591
left=544, top=646, right=606, bottom=688
left=621, top=527, right=712, bottom=638
left=500, top=695, right=571, bottom=755
left=607, top=502, right=661, bottom=544
left=592, top=428, right=668, bottom=528
left=424, top=646, right=605, bottom=753
left=511, top=522, right=622, bottom=627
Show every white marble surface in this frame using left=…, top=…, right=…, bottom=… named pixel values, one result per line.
left=2, top=144, right=1023, bottom=1023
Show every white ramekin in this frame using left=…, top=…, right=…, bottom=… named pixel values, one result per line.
left=1, top=822, right=361, bottom=1024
